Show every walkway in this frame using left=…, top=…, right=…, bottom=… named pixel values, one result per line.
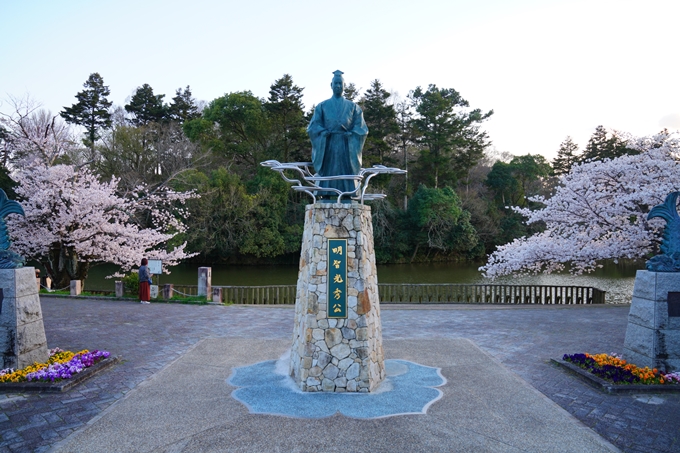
left=0, top=298, right=677, bottom=452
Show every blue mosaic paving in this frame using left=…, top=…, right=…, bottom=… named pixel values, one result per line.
left=228, top=358, right=445, bottom=419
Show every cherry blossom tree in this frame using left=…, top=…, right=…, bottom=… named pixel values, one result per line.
left=481, top=132, right=680, bottom=278
left=0, top=96, right=77, bottom=167
left=6, top=164, right=196, bottom=288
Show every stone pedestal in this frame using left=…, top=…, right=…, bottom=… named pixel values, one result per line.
left=0, top=267, right=49, bottom=370
left=623, top=270, right=680, bottom=372
left=290, top=203, right=385, bottom=392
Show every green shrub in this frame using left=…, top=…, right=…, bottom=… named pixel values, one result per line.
left=122, top=273, right=139, bottom=295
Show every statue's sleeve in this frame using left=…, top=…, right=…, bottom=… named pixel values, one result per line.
left=348, top=103, right=368, bottom=175
left=307, top=104, right=327, bottom=174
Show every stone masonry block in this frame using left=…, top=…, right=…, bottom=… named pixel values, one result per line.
left=623, top=322, right=655, bottom=357
left=632, top=270, right=656, bottom=301
left=0, top=268, right=49, bottom=370
left=290, top=203, right=384, bottom=392
left=16, top=319, right=47, bottom=353
left=625, top=271, right=680, bottom=372
left=627, top=297, right=656, bottom=329
left=661, top=329, right=680, bottom=359
left=0, top=267, right=38, bottom=299
left=15, top=294, right=43, bottom=325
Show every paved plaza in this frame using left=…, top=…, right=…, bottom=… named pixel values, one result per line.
left=0, top=297, right=678, bottom=452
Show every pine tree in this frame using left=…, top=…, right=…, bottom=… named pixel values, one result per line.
left=343, top=82, right=360, bottom=101
left=409, top=85, right=493, bottom=189
left=265, top=74, right=307, bottom=162
left=360, top=79, right=399, bottom=166
left=580, top=125, right=638, bottom=162
left=552, top=136, right=579, bottom=175
left=125, top=84, right=168, bottom=126
left=60, top=73, right=113, bottom=155
left=168, top=86, right=200, bottom=124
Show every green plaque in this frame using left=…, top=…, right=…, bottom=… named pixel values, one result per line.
left=328, top=239, right=347, bottom=318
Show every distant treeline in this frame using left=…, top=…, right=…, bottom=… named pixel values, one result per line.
left=0, top=72, right=643, bottom=265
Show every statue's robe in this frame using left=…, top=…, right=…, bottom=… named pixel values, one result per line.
left=307, top=96, right=368, bottom=197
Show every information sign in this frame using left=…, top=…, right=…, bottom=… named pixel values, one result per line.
left=148, top=259, right=162, bottom=275
left=328, top=239, right=347, bottom=318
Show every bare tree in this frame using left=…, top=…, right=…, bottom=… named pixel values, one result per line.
left=0, top=95, right=77, bottom=167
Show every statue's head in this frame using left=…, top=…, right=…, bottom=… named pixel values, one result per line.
left=330, top=70, right=344, bottom=98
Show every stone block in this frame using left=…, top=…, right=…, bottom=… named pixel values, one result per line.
left=330, top=343, right=350, bottom=360
left=624, top=322, right=655, bottom=357
left=15, top=295, right=43, bottom=325
left=0, top=268, right=35, bottom=299
left=70, top=280, right=82, bottom=296
left=0, top=268, right=48, bottom=370
left=626, top=297, right=656, bottom=329
left=632, top=270, right=656, bottom=301
left=661, top=329, right=680, bottom=359
left=197, top=267, right=211, bottom=297
left=624, top=271, right=680, bottom=372
left=212, top=287, right=222, bottom=303
left=0, top=295, right=16, bottom=327
left=115, top=281, right=124, bottom=297
left=16, top=318, right=47, bottom=352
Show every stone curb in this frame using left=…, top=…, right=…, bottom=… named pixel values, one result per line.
left=551, top=358, right=680, bottom=394
left=0, top=356, right=121, bottom=393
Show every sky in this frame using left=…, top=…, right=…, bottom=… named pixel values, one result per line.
left=1, top=0, right=679, bottom=160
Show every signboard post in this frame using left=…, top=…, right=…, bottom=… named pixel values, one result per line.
left=148, top=260, right=162, bottom=299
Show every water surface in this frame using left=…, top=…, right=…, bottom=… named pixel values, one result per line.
left=83, top=261, right=639, bottom=304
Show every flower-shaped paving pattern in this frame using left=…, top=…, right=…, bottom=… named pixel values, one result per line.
left=229, top=359, right=445, bottom=419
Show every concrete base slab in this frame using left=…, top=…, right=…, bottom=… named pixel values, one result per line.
left=51, top=338, right=619, bottom=453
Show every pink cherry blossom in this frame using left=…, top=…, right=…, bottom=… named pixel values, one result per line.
left=481, top=132, right=680, bottom=278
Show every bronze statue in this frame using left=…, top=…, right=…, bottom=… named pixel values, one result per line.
left=307, top=70, right=368, bottom=200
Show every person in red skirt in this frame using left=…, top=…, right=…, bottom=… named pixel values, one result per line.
left=138, top=258, right=152, bottom=304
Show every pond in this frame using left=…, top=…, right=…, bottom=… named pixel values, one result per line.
left=81, top=260, right=641, bottom=304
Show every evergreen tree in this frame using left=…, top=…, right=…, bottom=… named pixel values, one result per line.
left=360, top=80, right=399, bottom=166
left=410, top=85, right=493, bottom=189
left=552, top=136, right=579, bottom=175
left=199, top=91, right=272, bottom=174
left=580, top=125, right=638, bottom=162
left=0, top=124, right=10, bottom=167
left=406, top=185, right=480, bottom=262
left=343, top=82, right=360, bottom=101
left=168, top=86, right=200, bottom=124
left=60, top=72, right=113, bottom=156
left=486, top=154, right=552, bottom=207
left=265, top=74, right=308, bottom=162
left=125, top=84, right=168, bottom=126
left=395, top=100, right=414, bottom=208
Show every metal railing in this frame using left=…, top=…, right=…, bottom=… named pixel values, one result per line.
left=378, top=283, right=605, bottom=304
left=166, top=283, right=605, bottom=305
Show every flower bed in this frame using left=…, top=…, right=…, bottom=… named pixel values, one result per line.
left=562, top=353, right=680, bottom=386
left=0, top=347, right=111, bottom=384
